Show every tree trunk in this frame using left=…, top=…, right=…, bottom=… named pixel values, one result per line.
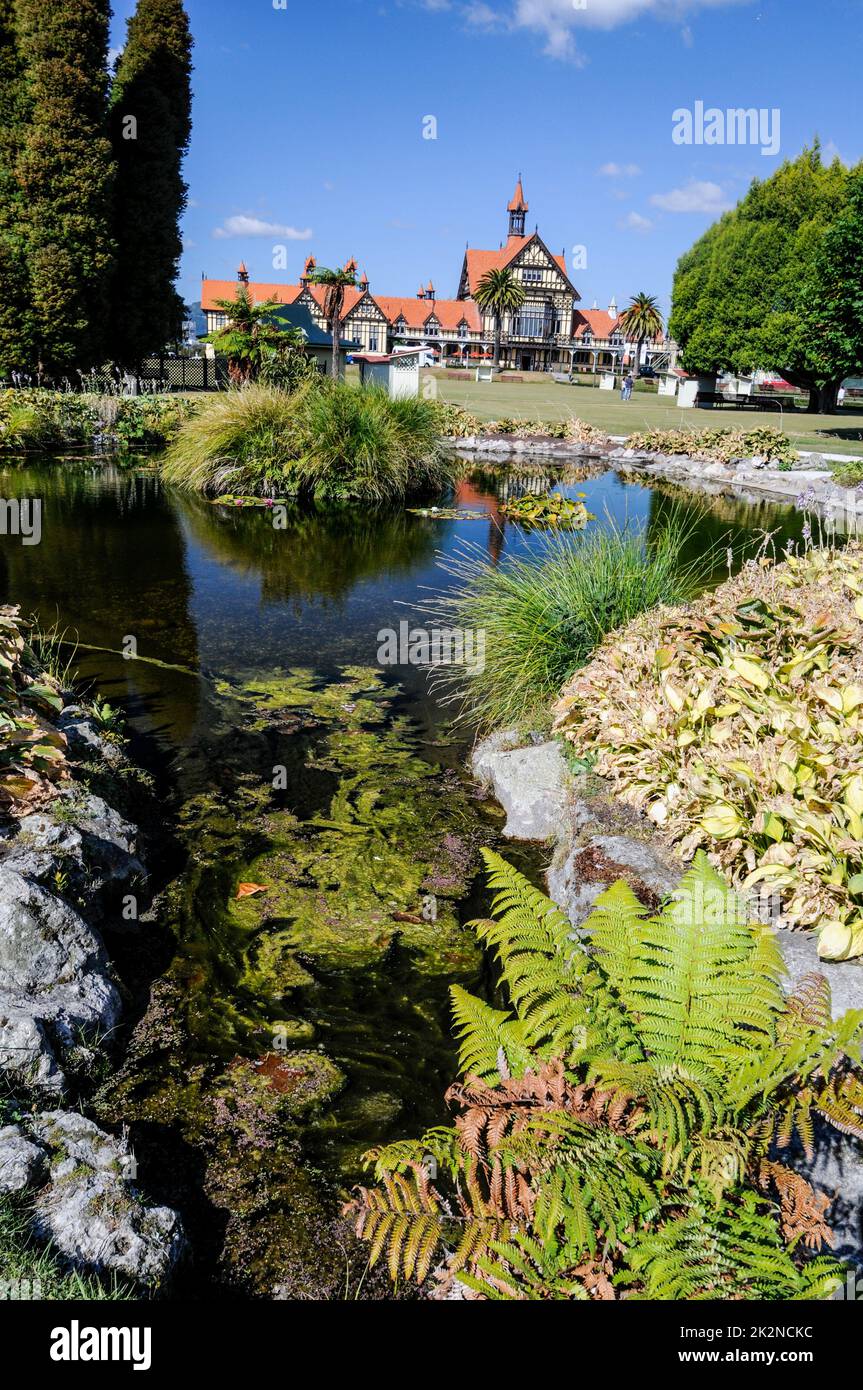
left=818, top=381, right=840, bottom=413
left=632, top=336, right=643, bottom=380
left=806, top=385, right=820, bottom=413
left=492, top=314, right=501, bottom=369
left=331, top=315, right=340, bottom=379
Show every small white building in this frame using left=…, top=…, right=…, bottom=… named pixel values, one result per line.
left=354, top=348, right=421, bottom=399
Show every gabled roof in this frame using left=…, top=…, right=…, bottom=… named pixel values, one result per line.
left=375, top=295, right=482, bottom=332
left=461, top=234, right=576, bottom=298
left=201, top=279, right=303, bottom=311
left=572, top=308, right=620, bottom=340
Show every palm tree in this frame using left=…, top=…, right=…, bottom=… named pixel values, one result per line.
left=617, top=292, right=664, bottom=379
left=204, top=285, right=303, bottom=384
left=474, top=268, right=526, bottom=370
left=307, top=265, right=358, bottom=379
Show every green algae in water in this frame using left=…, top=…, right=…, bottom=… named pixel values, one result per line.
left=226, top=668, right=485, bottom=979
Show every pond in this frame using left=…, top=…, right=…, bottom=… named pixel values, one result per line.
left=0, top=456, right=808, bottom=1297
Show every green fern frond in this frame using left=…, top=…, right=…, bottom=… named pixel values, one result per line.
left=449, top=984, right=535, bottom=1082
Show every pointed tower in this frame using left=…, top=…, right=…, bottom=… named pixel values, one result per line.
left=507, top=175, right=528, bottom=240
left=237, top=261, right=249, bottom=284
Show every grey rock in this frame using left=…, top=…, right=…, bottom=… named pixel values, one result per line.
left=0, top=1123, right=46, bottom=1194
left=0, top=1010, right=65, bottom=1093
left=549, top=832, right=680, bottom=929
left=777, top=930, right=863, bottom=1019
left=471, top=735, right=573, bottom=840
left=0, top=867, right=121, bottom=1058
left=29, top=1111, right=185, bottom=1289
left=57, top=706, right=124, bottom=768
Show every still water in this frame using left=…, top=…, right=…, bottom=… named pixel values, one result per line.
left=0, top=457, right=806, bottom=1295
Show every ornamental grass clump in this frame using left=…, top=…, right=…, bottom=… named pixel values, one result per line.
left=162, top=381, right=454, bottom=504
left=430, top=514, right=708, bottom=731
left=553, top=542, right=863, bottom=960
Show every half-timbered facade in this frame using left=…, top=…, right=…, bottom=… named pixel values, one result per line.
left=456, top=180, right=581, bottom=371
left=199, top=181, right=677, bottom=374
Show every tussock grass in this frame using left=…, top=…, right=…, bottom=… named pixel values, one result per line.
left=430, top=512, right=712, bottom=731
left=162, top=381, right=454, bottom=504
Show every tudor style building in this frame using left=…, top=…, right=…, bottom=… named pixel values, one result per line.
left=456, top=178, right=581, bottom=372
left=199, top=180, right=677, bottom=374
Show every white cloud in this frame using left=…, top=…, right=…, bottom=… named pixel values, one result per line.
left=460, top=0, right=749, bottom=61
left=599, top=162, right=641, bottom=177
left=622, top=211, right=653, bottom=231
left=212, top=215, right=313, bottom=241
left=650, top=180, right=730, bottom=213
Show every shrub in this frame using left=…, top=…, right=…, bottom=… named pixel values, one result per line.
left=429, top=514, right=708, bottom=731
left=436, top=401, right=483, bottom=438
left=0, top=389, right=197, bottom=454
left=627, top=426, right=796, bottom=468
left=0, top=606, right=68, bottom=812
left=346, top=851, right=862, bottom=1299
left=554, top=543, right=863, bottom=959
left=163, top=381, right=455, bottom=504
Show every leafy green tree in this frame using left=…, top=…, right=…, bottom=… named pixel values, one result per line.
left=15, top=0, right=116, bottom=378
left=801, top=169, right=863, bottom=398
left=617, top=291, right=663, bottom=379
left=348, top=851, right=863, bottom=1299
left=474, top=268, right=526, bottom=369
left=669, top=145, right=851, bottom=411
left=109, top=0, right=193, bottom=368
left=0, top=0, right=31, bottom=374
left=306, top=266, right=357, bottom=379
left=204, top=285, right=308, bottom=384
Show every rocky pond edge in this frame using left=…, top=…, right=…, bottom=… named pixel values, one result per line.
left=0, top=701, right=186, bottom=1293
left=451, top=435, right=863, bottom=522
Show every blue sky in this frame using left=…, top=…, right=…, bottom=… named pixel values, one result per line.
left=110, top=0, right=861, bottom=318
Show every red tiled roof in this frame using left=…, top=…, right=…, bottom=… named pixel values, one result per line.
left=375, top=295, right=481, bottom=332
left=463, top=237, right=569, bottom=296
left=201, top=279, right=303, bottom=311
left=573, top=309, right=618, bottom=339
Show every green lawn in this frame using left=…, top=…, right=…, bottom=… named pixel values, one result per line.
left=427, top=372, right=863, bottom=458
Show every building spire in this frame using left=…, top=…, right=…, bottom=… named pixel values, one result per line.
left=507, top=175, right=528, bottom=239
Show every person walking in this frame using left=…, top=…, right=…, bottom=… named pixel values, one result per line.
left=622, top=372, right=634, bottom=401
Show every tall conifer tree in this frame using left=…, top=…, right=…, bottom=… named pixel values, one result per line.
left=15, top=0, right=115, bottom=377
left=109, top=0, right=193, bottom=367
left=0, top=0, right=31, bottom=373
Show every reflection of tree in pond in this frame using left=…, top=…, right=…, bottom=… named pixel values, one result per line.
left=0, top=462, right=201, bottom=742
left=643, top=481, right=807, bottom=587
left=177, top=493, right=442, bottom=607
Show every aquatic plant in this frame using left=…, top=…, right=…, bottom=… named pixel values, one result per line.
left=500, top=491, right=593, bottom=530
left=346, top=851, right=863, bottom=1299
left=429, top=513, right=708, bottom=731
left=162, top=381, right=455, bottom=504
left=554, top=543, right=863, bottom=959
